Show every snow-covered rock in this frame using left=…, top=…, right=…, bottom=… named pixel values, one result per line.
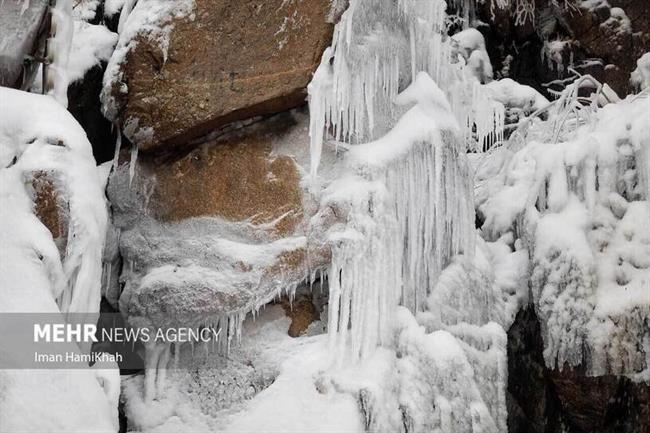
left=479, top=86, right=650, bottom=375
left=0, top=88, right=116, bottom=432
left=101, top=0, right=336, bottom=151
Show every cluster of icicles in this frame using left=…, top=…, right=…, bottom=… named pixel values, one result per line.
left=311, top=0, right=497, bottom=360
left=309, top=0, right=505, bottom=181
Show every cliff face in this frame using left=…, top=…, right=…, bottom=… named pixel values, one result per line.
left=0, top=0, right=648, bottom=431
left=470, top=0, right=650, bottom=97
left=508, top=308, right=650, bottom=433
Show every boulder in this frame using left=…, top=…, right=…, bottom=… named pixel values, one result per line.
left=280, top=294, right=320, bottom=337
left=106, top=0, right=335, bottom=152
left=107, top=113, right=333, bottom=332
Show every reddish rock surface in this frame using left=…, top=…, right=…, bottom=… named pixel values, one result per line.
left=30, top=170, right=69, bottom=258
left=111, top=0, right=335, bottom=152
left=134, top=116, right=305, bottom=237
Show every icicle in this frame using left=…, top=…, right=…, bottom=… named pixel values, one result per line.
left=112, top=126, right=122, bottom=171
left=128, top=144, right=138, bottom=187
left=117, top=0, right=137, bottom=34
left=47, top=0, right=74, bottom=107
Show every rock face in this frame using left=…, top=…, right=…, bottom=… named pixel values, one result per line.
left=472, top=0, right=650, bottom=97
left=30, top=170, right=69, bottom=258
left=141, top=118, right=303, bottom=236
left=109, top=0, right=335, bottom=152
left=507, top=308, right=650, bottom=433
left=107, top=113, right=332, bottom=332
left=0, top=0, right=47, bottom=88
left=68, top=64, right=117, bottom=163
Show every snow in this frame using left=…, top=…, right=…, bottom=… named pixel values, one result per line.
left=306, top=0, right=505, bottom=177
left=46, top=0, right=74, bottom=106
left=104, top=0, right=127, bottom=18
left=0, top=87, right=108, bottom=314
left=0, top=88, right=115, bottom=431
left=485, top=78, right=549, bottom=115
left=67, top=20, right=118, bottom=84
left=120, top=305, right=362, bottom=433
left=631, top=52, right=650, bottom=91
left=451, top=28, right=493, bottom=83
left=101, top=0, right=195, bottom=121
left=478, top=84, right=650, bottom=374
left=73, top=0, right=101, bottom=21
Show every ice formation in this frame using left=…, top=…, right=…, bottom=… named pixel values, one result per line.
left=321, top=70, right=477, bottom=361
left=302, top=1, right=520, bottom=429
left=0, top=87, right=108, bottom=316
left=307, top=0, right=505, bottom=179
left=631, top=52, right=650, bottom=91
left=46, top=0, right=74, bottom=106
left=0, top=88, right=116, bottom=431
left=479, top=81, right=650, bottom=375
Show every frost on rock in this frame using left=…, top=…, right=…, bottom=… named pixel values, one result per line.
left=479, top=83, right=650, bottom=375
left=105, top=116, right=331, bottom=400
left=0, top=88, right=115, bottom=432
left=100, top=0, right=195, bottom=120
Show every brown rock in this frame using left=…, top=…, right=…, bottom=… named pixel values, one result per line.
left=30, top=170, right=69, bottom=257
left=137, top=116, right=304, bottom=237
left=108, top=113, right=336, bottom=331
left=280, top=294, right=320, bottom=337
left=114, top=0, right=335, bottom=151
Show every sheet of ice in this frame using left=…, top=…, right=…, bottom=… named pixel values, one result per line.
left=0, top=0, right=47, bottom=87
